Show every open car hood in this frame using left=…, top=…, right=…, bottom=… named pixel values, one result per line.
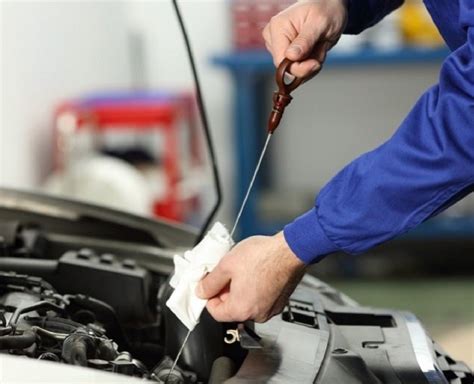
left=0, top=188, right=197, bottom=249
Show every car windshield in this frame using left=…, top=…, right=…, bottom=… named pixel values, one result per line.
left=0, top=1, right=220, bottom=233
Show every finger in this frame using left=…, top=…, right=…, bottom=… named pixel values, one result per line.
left=286, top=23, right=322, bottom=61
left=289, top=39, right=329, bottom=78
left=289, top=58, right=320, bottom=78
left=211, top=283, right=230, bottom=302
left=207, top=294, right=252, bottom=323
left=270, top=21, right=293, bottom=67
left=196, top=265, right=231, bottom=299
left=206, top=296, right=233, bottom=322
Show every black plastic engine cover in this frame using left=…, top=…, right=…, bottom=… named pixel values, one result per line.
left=52, top=249, right=153, bottom=324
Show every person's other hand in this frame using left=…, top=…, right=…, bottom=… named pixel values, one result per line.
left=196, top=232, right=306, bottom=323
left=263, top=0, right=348, bottom=79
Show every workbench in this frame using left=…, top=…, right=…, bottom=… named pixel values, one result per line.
left=212, top=47, right=474, bottom=243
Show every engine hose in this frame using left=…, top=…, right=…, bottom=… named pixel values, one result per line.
left=9, top=301, right=66, bottom=327
left=0, top=326, right=13, bottom=336
left=0, top=258, right=58, bottom=279
left=0, top=329, right=36, bottom=350
left=28, top=316, right=82, bottom=334
left=0, top=271, right=55, bottom=292
left=32, top=326, right=67, bottom=341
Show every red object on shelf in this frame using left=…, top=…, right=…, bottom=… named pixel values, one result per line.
left=53, top=92, right=202, bottom=223
left=231, top=0, right=294, bottom=50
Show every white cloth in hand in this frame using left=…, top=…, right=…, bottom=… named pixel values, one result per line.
left=166, top=222, right=233, bottom=331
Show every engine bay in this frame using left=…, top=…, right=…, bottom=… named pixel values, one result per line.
left=0, top=270, right=179, bottom=381
left=0, top=217, right=244, bottom=384
left=0, top=191, right=472, bottom=384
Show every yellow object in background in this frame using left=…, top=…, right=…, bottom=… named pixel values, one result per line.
left=399, top=0, right=444, bottom=47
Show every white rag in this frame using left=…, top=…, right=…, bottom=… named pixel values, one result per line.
left=166, top=222, right=234, bottom=331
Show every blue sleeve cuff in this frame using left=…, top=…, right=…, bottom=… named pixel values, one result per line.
left=283, top=208, right=339, bottom=264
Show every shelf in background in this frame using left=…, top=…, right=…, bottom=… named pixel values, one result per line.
left=212, top=46, right=450, bottom=72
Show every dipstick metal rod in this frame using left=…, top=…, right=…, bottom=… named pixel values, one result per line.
left=166, top=329, right=191, bottom=383
left=230, top=133, right=272, bottom=237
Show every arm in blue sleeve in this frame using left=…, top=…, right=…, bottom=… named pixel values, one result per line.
left=344, top=0, right=404, bottom=34
left=284, top=3, right=474, bottom=264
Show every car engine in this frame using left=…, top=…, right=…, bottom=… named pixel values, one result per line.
left=0, top=270, right=200, bottom=383
left=0, top=219, right=240, bottom=384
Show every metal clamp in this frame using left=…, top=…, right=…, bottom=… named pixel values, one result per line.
left=224, top=324, right=263, bottom=349
left=224, top=329, right=240, bottom=344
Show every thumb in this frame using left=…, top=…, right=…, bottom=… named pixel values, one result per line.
left=286, top=24, right=321, bottom=60
left=196, top=265, right=230, bottom=300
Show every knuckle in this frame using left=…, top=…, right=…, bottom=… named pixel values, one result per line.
left=315, top=18, right=328, bottom=32
left=270, top=14, right=287, bottom=30
left=269, top=15, right=279, bottom=25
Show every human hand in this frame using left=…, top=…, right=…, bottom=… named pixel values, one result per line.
left=263, top=0, right=348, bottom=78
left=196, top=232, right=306, bottom=323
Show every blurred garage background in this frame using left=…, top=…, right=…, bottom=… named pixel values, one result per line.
left=1, top=0, right=472, bottom=368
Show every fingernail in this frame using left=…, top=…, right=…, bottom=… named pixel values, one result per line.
left=287, top=45, right=302, bottom=56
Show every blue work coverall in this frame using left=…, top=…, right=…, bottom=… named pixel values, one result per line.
left=284, top=0, right=474, bottom=263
